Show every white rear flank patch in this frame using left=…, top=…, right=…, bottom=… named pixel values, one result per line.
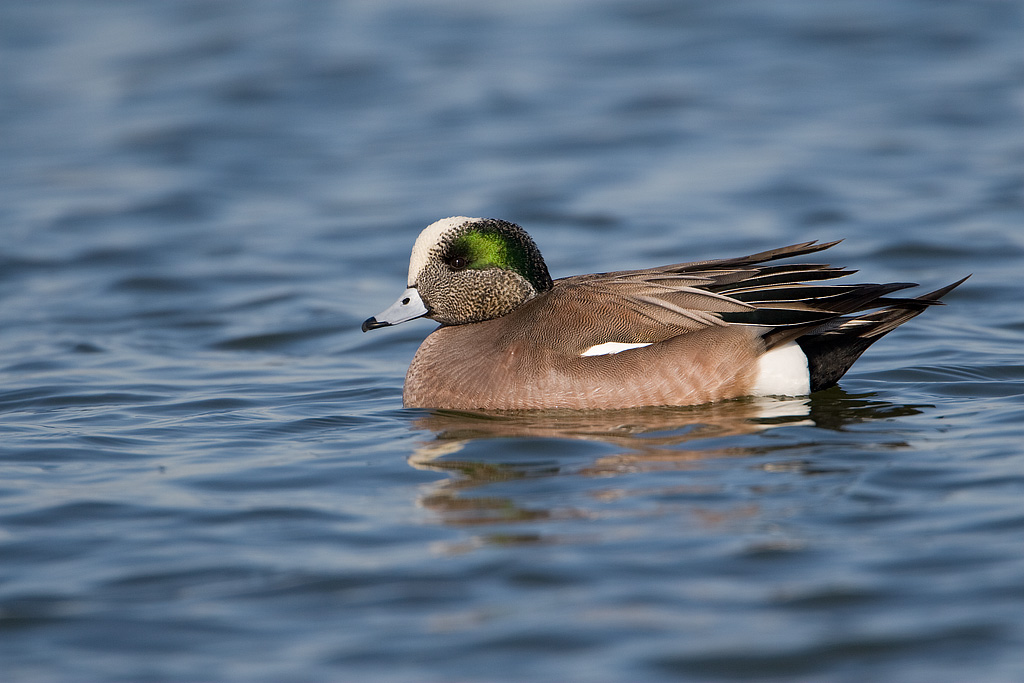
left=408, top=216, right=481, bottom=286
left=751, top=342, right=810, bottom=396
left=580, top=341, right=653, bottom=357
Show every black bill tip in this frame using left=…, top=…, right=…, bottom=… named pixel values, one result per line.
left=361, top=317, right=390, bottom=333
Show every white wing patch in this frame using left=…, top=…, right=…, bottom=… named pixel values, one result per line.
left=580, top=341, right=654, bottom=357
left=751, top=342, right=810, bottom=396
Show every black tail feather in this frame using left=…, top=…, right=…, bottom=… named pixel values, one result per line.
left=794, top=275, right=970, bottom=393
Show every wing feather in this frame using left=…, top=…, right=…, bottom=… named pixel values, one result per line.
left=528, top=241, right=957, bottom=355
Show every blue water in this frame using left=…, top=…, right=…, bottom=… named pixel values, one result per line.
left=2, top=1, right=1023, bottom=681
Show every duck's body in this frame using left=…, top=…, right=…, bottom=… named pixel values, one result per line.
left=404, top=285, right=766, bottom=410
left=363, top=217, right=965, bottom=411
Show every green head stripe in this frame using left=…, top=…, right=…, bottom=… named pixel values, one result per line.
left=451, top=223, right=553, bottom=292
left=456, top=231, right=517, bottom=268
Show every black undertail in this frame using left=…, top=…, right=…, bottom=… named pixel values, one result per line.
left=792, top=277, right=968, bottom=392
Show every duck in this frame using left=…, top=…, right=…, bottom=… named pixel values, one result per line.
left=362, top=217, right=966, bottom=411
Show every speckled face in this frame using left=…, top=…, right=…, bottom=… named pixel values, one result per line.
left=409, top=217, right=554, bottom=326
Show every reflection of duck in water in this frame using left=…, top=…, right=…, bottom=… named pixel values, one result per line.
left=409, top=396, right=813, bottom=467
left=364, top=217, right=966, bottom=411
left=408, top=390, right=925, bottom=469
left=406, top=391, right=926, bottom=533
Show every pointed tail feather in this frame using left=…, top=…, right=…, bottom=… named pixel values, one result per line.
left=795, top=275, right=969, bottom=392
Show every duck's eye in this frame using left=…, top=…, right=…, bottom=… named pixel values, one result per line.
left=448, top=256, right=468, bottom=270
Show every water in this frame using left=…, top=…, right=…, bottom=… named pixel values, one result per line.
left=1, top=1, right=1023, bottom=681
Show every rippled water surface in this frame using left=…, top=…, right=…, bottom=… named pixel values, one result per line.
left=2, top=1, right=1023, bottom=681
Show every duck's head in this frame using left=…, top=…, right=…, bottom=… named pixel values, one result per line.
left=362, top=217, right=554, bottom=331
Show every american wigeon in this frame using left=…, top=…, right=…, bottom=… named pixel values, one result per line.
left=363, top=217, right=966, bottom=411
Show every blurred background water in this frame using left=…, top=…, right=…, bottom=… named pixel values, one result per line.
left=1, top=1, right=1023, bottom=681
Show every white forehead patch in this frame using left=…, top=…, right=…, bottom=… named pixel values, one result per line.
left=407, top=216, right=482, bottom=286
